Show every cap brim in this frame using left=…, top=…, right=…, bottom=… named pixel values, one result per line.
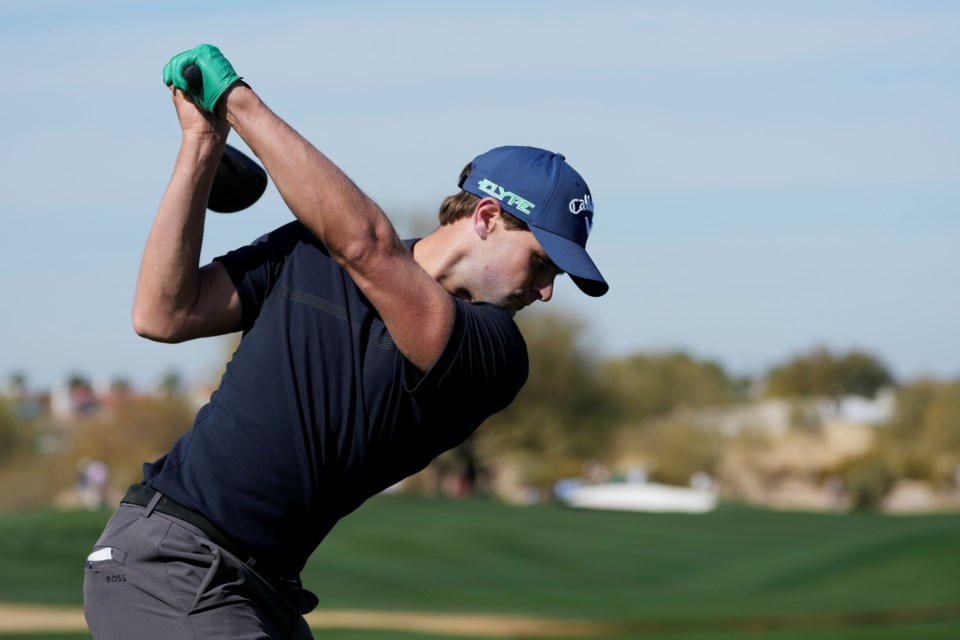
left=529, top=226, right=608, bottom=297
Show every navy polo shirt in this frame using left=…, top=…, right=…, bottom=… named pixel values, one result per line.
left=143, top=221, right=528, bottom=577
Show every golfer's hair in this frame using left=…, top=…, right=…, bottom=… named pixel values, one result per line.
left=438, top=163, right=529, bottom=231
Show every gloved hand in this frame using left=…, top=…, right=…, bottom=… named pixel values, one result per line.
left=162, top=44, right=242, bottom=113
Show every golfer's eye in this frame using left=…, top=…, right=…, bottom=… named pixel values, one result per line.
left=533, top=253, right=564, bottom=278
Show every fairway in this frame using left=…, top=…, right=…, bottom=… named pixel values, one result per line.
left=0, top=496, right=958, bottom=638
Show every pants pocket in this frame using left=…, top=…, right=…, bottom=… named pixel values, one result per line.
left=83, top=546, right=131, bottom=639
left=189, top=538, right=222, bottom=610
left=84, top=546, right=129, bottom=579
left=157, top=525, right=222, bottom=613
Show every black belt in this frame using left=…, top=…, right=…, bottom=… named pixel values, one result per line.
left=121, top=483, right=257, bottom=568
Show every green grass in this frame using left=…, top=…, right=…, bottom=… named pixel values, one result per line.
left=1, top=497, right=959, bottom=638
left=0, top=508, right=107, bottom=605
left=303, top=497, right=960, bottom=621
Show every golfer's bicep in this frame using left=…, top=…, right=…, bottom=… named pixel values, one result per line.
left=185, top=262, right=244, bottom=339
left=346, top=256, right=455, bottom=373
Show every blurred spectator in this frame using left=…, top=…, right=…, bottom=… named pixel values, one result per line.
left=690, top=471, right=716, bottom=493
left=76, top=458, right=110, bottom=510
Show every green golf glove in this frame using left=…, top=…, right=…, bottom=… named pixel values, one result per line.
left=162, top=44, right=242, bottom=113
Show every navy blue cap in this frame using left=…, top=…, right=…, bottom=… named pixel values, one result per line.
left=460, top=146, right=608, bottom=297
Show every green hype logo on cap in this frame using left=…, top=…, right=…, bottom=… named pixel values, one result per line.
left=476, top=178, right=536, bottom=215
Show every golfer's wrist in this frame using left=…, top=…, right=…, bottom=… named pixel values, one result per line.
left=177, top=135, right=226, bottom=173
left=217, top=80, right=254, bottom=121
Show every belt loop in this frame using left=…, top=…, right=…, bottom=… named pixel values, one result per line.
left=143, top=491, right=163, bottom=517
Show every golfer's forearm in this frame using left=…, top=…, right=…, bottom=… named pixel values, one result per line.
left=222, top=85, right=402, bottom=270
left=133, top=137, right=220, bottom=341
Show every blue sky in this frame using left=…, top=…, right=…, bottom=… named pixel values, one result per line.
left=2, top=0, right=958, bottom=390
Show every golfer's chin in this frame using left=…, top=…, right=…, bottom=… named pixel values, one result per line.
left=453, top=288, right=520, bottom=317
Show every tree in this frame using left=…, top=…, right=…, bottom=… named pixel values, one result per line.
left=0, top=399, right=29, bottom=465
left=634, top=418, right=724, bottom=486
left=67, top=372, right=91, bottom=389
left=840, top=453, right=896, bottom=510
left=877, top=377, right=960, bottom=481
left=472, top=310, right=617, bottom=485
left=6, top=371, right=28, bottom=395
left=68, top=394, right=197, bottom=490
left=158, top=369, right=185, bottom=397
left=604, top=351, right=738, bottom=424
left=766, top=348, right=893, bottom=401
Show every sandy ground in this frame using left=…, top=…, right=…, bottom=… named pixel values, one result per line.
left=0, top=602, right=610, bottom=637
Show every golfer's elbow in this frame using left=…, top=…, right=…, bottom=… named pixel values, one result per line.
left=133, top=318, right=184, bottom=344
left=132, top=301, right=188, bottom=343
left=133, top=264, right=240, bottom=342
left=335, top=217, right=399, bottom=276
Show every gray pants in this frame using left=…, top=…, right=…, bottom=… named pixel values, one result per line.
left=83, top=501, right=314, bottom=640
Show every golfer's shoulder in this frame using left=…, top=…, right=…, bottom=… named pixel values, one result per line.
left=452, top=299, right=528, bottom=370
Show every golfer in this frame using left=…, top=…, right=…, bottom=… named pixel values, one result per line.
left=83, top=44, right=607, bottom=640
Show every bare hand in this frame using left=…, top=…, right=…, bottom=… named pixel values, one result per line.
left=170, top=87, right=230, bottom=144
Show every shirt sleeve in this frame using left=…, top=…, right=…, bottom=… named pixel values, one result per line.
left=408, top=297, right=529, bottom=419
left=213, top=221, right=310, bottom=332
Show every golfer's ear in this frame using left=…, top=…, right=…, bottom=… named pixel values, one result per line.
left=472, top=197, right=501, bottom=240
